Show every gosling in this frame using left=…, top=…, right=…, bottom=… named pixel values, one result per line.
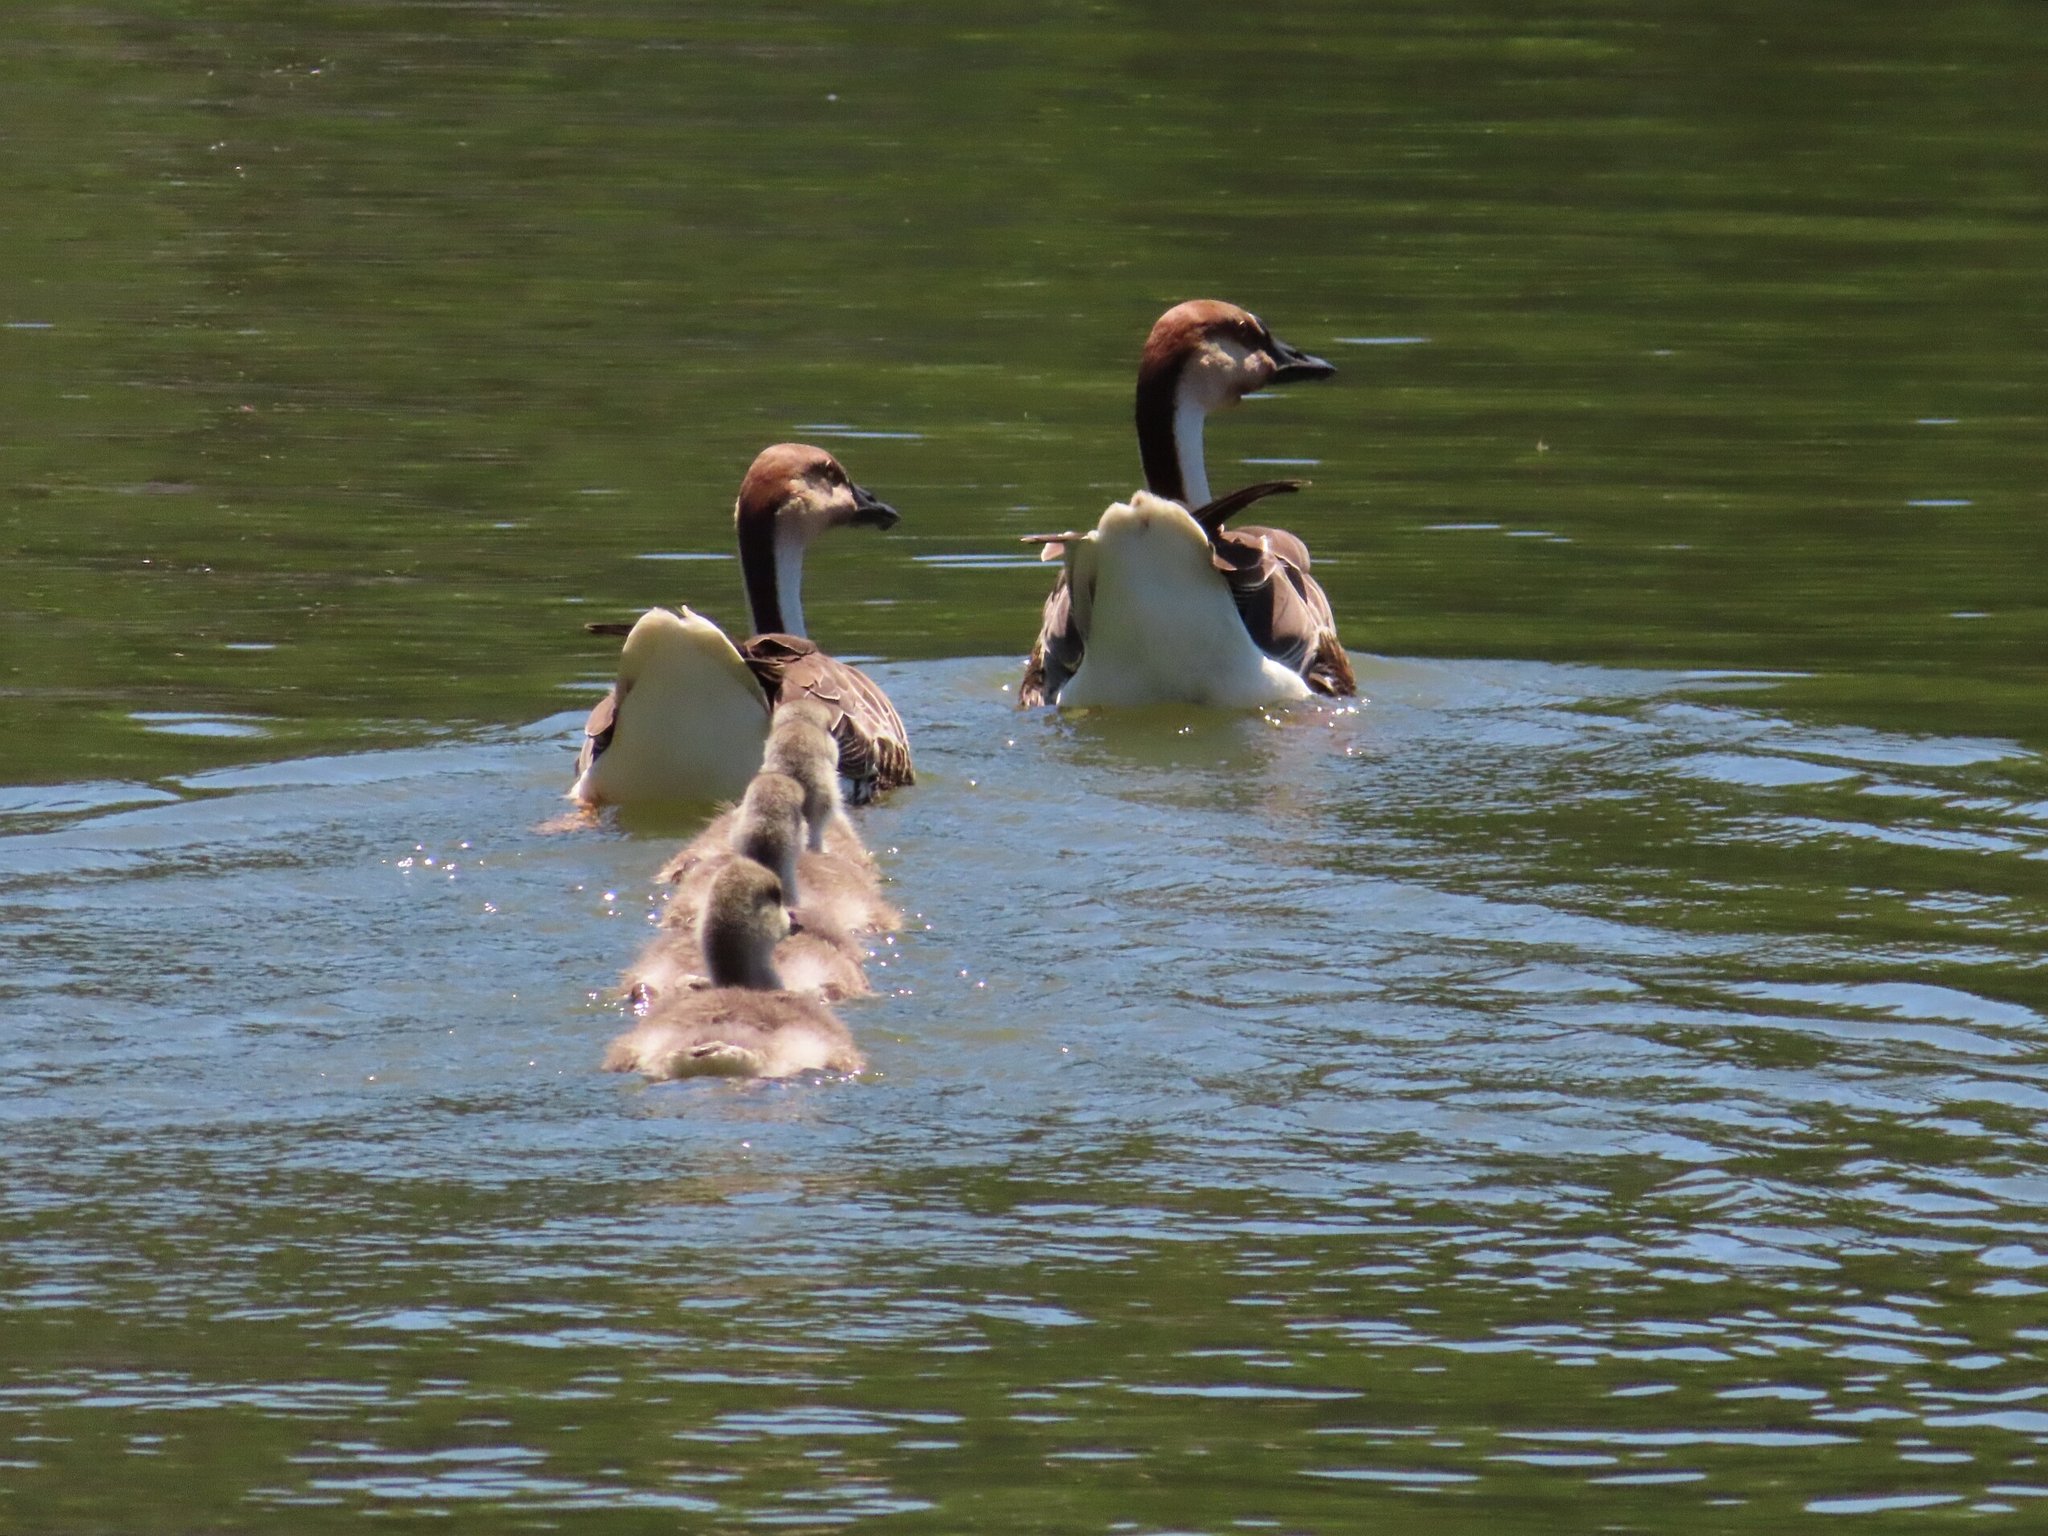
left=633, top=773, right=872, bottom=1002
left=660, top=723, right=899, bottom=935
left=604, top=857, right=866, bottom=1081
left=763, top=697, right=859, bottom=856
left=756, top=700, right=899, bottom=929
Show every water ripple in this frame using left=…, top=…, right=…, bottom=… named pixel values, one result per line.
left=3, top=657, right=2045, bottom=1524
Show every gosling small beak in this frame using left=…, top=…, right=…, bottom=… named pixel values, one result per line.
left=849, top=481, right=901, bottom=530
left=1268, top=335, right=1337, bottom=385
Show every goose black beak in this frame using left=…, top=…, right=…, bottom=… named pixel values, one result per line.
left=1269, top=335, right=1337, bottom=385
left=849, top=481, right=901, bottom=530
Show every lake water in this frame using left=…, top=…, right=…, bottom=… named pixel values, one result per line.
left=4, top=3, right=2045, bottom=1531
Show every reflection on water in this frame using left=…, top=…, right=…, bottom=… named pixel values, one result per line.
left=3, top=658, right=2045, bottom=1527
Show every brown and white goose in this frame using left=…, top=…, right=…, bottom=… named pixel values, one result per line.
left=1019, top=481, right=1324, bottom=708
left=1019, top=300, right=1354, bottom=707
left=572, top=444, right=916, bottom=809
left=603, top=857, right=866, bottom=1081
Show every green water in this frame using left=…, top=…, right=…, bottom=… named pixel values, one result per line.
left=4, top=3, right=2046, bottom=1531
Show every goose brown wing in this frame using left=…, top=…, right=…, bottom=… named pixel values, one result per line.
left=577, top=683, right=623, bottom=780
left=741, top=633, right=914, bottom=802
left=1019, top=573, right=1085, bottom=709
left=572, top=619, right=634, bottom=779
left=1189, top=479, right=1354, bottom=698
left=1208, top=526, right=1356, bottom=698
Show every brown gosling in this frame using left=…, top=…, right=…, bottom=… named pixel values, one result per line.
left=632, top=774, right=871, bottom=1003
left=658, top=720, right=899, bottom=934
left=604, top=858, right=865, bottom=1080
left=757, top=702, right=900, bottom=931
left=763, top=698, right=856, bottom=856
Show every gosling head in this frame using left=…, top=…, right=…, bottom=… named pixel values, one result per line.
left=730, top=771, right=807, bottom=904
left=697, top=856, right=791, bottom=992
left=763, top=702, right=844, bottom=854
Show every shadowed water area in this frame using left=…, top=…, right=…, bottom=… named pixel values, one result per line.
left=3, top=2, right=2046, bottom=1531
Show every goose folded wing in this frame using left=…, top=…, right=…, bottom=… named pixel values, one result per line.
left=1019, top=573, right=1084, bottom=709
left=577, top=684, right=623, bottom=778
left=1208, top=529, right=1357, bottom=698
left=741, top=634, right=914, bottom=800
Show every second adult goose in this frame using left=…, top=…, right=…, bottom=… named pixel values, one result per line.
left=572, top=443, right=916, bottom=808
left=1020, top=300, right=1355, bottom=707
left=1021, top=481, right=1321, bottom=708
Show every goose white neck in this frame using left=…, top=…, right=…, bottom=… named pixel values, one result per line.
left=1173, top=394, right=1211, bottom=506
left=774, top=533, right=808, bottom=639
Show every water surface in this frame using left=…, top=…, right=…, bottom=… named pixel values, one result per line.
left=4, top=2, right=2047, bottom=1530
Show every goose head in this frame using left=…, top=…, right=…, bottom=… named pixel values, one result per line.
left=697, top=856, right=791, bottom=991
left=1135, top=300, right=1334, bottom=505
left=735, top=443, right=900, bottom=639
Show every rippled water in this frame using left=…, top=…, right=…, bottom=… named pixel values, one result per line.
left=6, top=657, right=2046, bottom=1527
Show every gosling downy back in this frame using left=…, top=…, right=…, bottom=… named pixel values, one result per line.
left=765, top=697, right=854, bottom=855
left=728, top=773, right=807, bottom=905
left=761, top=701, right=898, bottom=932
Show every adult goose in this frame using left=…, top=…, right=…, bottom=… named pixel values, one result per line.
left=1020, top=481, right=1322, bottom=708
left=572, top=443, right=915, bottom=808
left=1019, top=300, right=1354, bottom=708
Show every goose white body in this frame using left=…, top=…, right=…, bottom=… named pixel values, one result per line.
left=570, top=607, right=770, bottom=807
left=1056, top=493, right=1311, bottom=709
